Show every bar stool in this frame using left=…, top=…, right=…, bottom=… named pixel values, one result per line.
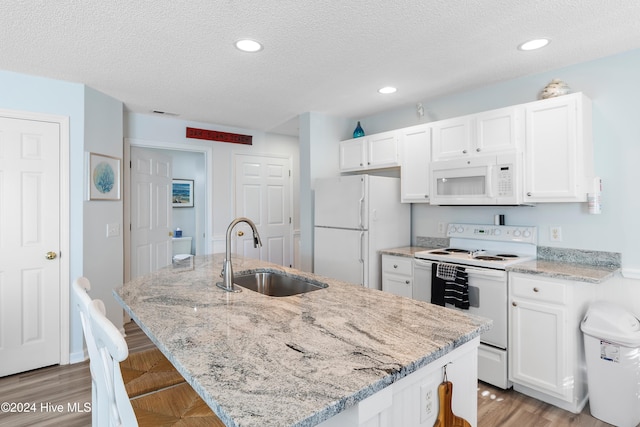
left=87, top=298, right=225, bottom=426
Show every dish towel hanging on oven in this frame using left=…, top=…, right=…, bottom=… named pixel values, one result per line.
left=431, top=263, right=470, bottom=309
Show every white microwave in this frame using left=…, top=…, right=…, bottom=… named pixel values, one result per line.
left=430, top=153, right=524, bottom=205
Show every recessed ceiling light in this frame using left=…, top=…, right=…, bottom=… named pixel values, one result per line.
left=378, top=86, right=397, bottom=94
left=518, top=38, right=550, bottom=51
left=235, top=39, right=263, bottom=53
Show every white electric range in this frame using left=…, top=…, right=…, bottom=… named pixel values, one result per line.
left=414, top=223, right=537, bottom=389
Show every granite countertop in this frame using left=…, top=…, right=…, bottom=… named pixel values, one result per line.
left=114, top=254, right=490, bottom=427
left=506, top=260, right=619, bottom=283
left=379, top=246, right=428, bottom=257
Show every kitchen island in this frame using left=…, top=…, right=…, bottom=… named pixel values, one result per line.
left=114, top=254, right=490, bottom=427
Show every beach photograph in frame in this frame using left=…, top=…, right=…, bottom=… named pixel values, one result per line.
left=88, top=152, right=121, bottom=200
left=172, top=179, right=194, bottom=207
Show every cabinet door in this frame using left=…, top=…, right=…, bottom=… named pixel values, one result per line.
left=524, top=95, right=584, bottom=202
left=367, top=131, right=399, bottom=168
left=400, top=125, right=431, bottom=203
left=339, top=138, right=365, bottom=171
left=476, top=106, right=522, bottom=154
left=432, top=115, right=473, bottom=161
left=509, top=297, right=570, bottom=401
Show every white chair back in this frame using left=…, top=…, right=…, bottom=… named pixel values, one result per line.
left=88, top=298, right=139, bottom=427
left=71, top=277, right=101, bottom=426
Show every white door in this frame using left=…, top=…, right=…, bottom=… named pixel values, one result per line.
left=234, top=154, right=291, bottom=267
left=0, top=116, right=61, bottom=376
left=130, top=147, right=172, bottom=278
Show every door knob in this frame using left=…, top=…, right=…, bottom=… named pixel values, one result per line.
left=45, top=251, right=58, bottom=260
left=237, top=230, right=244, bottom=237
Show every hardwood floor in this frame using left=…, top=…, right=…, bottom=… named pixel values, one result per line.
left=0, top=321, right=614, bottom=427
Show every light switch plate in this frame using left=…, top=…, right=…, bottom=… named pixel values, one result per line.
left=107, top=223, right=120, bottom=237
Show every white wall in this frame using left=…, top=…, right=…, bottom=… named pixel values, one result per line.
left=353, top=48, right=640, bottom=316
left=124, top=112, right=299, bottom=254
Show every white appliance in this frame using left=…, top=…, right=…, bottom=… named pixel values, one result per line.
left=430, top=153, right=524, bottom=205
left=414, top=223, right=537, bottom=389
left=314, top=175, right=410, bottom=290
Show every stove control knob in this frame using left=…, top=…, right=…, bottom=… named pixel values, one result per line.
left=456, top=226, right=464, bottom=233
left=523, top=230, right=531, bottom=238
left=513, top=229, right=522, bottom=237
left=494, top=229, right=501, bottom=236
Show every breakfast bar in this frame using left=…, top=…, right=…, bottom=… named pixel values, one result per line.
left=114, top=254, right=490, bottom=427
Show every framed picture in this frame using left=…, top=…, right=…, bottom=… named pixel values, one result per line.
left=88, top=152, right=121, bottom=200
left=172, top=179, right=194, bottom=207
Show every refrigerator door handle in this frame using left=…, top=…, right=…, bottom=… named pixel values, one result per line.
left=359, top=231, right=365, bottom=264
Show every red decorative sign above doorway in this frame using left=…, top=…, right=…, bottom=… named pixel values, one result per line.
left=186, top=127, right=252, bottom=145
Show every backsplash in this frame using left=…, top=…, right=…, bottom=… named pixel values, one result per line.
left=415, top=236, right=449, bottom=248
left=537, top=247, right=621, bottom=268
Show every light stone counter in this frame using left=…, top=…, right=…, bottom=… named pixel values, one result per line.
left=114, top=254, right=490, bottom=427
left=506, top=259, right=619, bottom=283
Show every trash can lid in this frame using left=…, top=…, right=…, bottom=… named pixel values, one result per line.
left=580, top=301, right=640, bottom=347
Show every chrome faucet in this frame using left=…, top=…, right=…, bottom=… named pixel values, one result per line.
left=216, top=217, right=262, bottom=292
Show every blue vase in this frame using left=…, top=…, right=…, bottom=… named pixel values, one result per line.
left=353, top=121, right=365, bottom=138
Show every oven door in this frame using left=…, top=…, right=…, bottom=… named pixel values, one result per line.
left=415, top=259, right=507, bottom=349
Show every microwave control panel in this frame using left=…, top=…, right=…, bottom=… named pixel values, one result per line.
left=496, top=165, right=514, bottom=197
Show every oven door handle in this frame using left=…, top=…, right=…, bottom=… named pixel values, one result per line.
left=414, top=258, right=506, bottom=279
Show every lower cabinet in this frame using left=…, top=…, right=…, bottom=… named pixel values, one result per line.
left=381, top=255, right=413, bottom=298
left=508, top=272, right=594, bottom=413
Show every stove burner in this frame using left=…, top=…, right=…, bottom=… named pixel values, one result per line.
left=474, top=255, right=505, bottom=261
left=496, top=253, right=519, bottom=258
left=444, top=248, right=471, bottom=253
left=430, top=251, right=451, bottom=255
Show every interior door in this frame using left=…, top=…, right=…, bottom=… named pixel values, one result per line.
left=130, top=147, right=172, bottom=279
left=0, top=116, right=61, bottom=376
left=234, top=154, right=291, bottom=266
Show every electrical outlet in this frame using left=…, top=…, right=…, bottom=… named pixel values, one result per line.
left=550, top=226, right=562, bottom=242
left=420, top=383, right=436, bottom=422
left=438, top=222, right=446, bottom=234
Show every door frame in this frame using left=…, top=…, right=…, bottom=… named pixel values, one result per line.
left=0, top=108, right=70, bottom=365
left=124, top=138, right=213, bottom=282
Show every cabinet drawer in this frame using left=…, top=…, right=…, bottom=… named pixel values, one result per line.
left=510, top=275, right=566, bottom=304
left=382, top=256, right=413, bottom=276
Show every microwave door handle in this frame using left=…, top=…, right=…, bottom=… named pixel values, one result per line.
left=487, top=165, right=495, bottom=198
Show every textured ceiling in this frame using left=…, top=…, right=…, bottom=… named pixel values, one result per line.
left=2, top=1, right=640, bottom=136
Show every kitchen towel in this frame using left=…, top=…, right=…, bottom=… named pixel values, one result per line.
left=431, top=263, right=470, bottom=309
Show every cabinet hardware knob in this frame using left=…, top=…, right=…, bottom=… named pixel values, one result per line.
left=462, top=150, right=467, bottom=154
left=45, top=251, right=58, bottom=260
left=476, top=148, right=481, bottom=152
left=360, top=163, right=363, bottom=166
left=533, top=287, right=539, bottom=292
left=512, top=302, right=517, bottom=307
left=393, top=264, right=398, bottom=268
left=405, top=280, right=410, bottom=284
left=527, top=192, right=532, bottom=196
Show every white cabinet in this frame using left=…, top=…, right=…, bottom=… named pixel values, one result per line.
left=432, top=106, right=522, bottom=161
left=339, top=130, right=400, bottom=172
left=509, top=272, right=593, bottom=413
left=523, top=92, right=593, bottom=202
left=381, top=255, right=413, bottom=298
left=400, top=124, right=431, bottom=203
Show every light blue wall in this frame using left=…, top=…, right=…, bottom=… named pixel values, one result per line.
left=0, top=70, right=124, bottom=360
left=356, top=49, right=640, bottom=271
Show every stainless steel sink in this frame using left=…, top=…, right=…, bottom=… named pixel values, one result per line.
left=233, top=271, right=328, bottom=297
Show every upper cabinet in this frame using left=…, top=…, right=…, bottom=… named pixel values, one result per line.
left=523, top=93, right=593, bottom=203
left=432, top=106, right=522, bottom=161
left=400, top=124, right=431, bottom=203
left=339, top=130, right=400, bottom=172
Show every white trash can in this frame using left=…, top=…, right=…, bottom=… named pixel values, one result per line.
left=580, top=301, right=640, bottom=427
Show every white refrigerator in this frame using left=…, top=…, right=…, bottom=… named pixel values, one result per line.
left=314, top=175, right=410, bottom=290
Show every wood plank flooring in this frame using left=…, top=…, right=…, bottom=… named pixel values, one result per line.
left=0, top=321, right=613, bottom=427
